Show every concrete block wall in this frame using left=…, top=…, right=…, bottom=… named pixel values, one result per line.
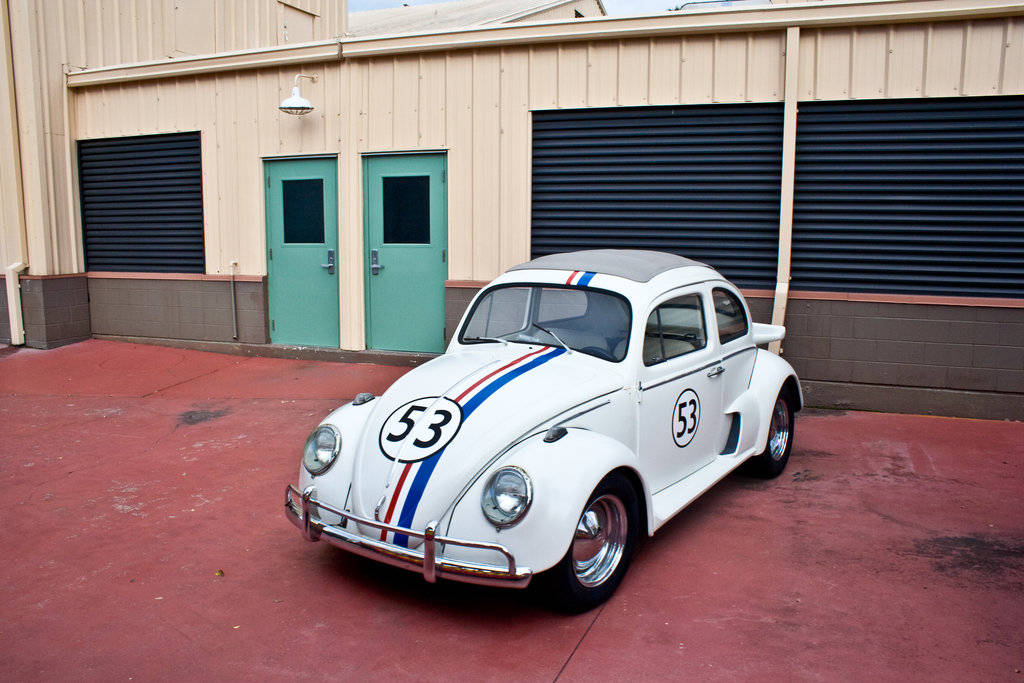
left=444, top=285, right=480, bottom=344
left=88, top=278, right=269, bottom=344
left=0, top=277, right=9, bottom=343
left=781, top=299, right=1024, bottom=420
left=0, top=276, right=92, bottom=349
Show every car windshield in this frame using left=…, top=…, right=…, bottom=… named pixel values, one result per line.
left=460, top=285, right=632, bottom=362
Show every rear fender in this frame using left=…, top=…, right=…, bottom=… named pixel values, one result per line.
left=724, top=349, right=801, bottom=457
left=444, top=429, right=644, bottom=574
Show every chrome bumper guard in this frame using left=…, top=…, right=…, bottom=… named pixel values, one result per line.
left=284, top=484, right=532, bottom=588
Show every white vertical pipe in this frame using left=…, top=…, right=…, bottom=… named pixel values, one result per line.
left=770, top=26, right=800, bottom=355
left=5, top=261, right=26, bottom=345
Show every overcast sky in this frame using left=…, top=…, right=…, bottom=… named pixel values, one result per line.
left=348, top=0, right=710, bottom=16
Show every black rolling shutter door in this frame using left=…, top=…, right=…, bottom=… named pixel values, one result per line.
left=532, top=104, right=784, bottom=288
left=792, top=96, right=1024, bottom=298
left=78, top=131, right=205, bottom=273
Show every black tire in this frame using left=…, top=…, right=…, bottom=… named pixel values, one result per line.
left=540, top=471, right=640, bottom=613
left=743, top=390, right=795, bottom=479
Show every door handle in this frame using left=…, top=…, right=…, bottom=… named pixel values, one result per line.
left=707, top=366, right=725, bottom=378
left=370, top=248, right=385, bottom=276
left=320, top=249, right=335, bottom=275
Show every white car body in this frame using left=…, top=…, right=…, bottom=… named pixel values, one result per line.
left=285, top=250, right=801, bottom=599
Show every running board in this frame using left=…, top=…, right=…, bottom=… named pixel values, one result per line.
left=650, top=455, right=748, bottom=531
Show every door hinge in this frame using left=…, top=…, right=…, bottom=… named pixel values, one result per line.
left=268, top=248, right=273, bottom=260
left=271, top=320, right=275, bottom=331
left=441, top=169, right=446, bottom=184
left=441, top=249, right=446, bottom=263
left=266, top=176, right=270, bottom=188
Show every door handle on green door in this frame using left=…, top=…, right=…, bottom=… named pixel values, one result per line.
left=370, top=248, right=385, bottom=276
left=321, top=249, right=335, bottom=275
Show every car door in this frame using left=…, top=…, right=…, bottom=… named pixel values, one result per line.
left=712, top=286, right=757, bottom=422
left=636, top=288, right=725, bottom=493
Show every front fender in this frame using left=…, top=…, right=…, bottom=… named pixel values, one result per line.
left=724, top=349, right=801, bottom=458
left=298, top=399, right=377, bottom=502
left=442, top=429, right=643, bottom=575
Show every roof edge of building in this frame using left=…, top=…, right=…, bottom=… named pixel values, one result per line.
left=66, top=0, right=1024, bottom=88
left=340, top=0, right=1024, bottom=58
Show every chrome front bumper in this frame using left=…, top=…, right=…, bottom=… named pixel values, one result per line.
left=284, top=484, right=532, bottom=588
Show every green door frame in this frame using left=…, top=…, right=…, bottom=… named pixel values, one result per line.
left=265, top=156, right=340, bottom=347
left=362, top=153, right=448, bottom=353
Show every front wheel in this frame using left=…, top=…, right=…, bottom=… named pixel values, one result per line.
left=743, top=391, right=794, bottom=478
left=540, top=472, right=639, bottom=613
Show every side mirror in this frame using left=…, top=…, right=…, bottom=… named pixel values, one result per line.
left=751, top=322, right=785, bottom=346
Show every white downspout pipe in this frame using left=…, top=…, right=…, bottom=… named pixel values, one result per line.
left=769, top=26, right=800, bottom=355
left=5, top=261, right=27, bottom=345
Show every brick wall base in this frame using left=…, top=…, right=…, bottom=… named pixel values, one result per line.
left=0, top=277, right=9, bottom=343
left=0, top=275, right=91, bottom=349
left=88, top=277, right=268, bottom=344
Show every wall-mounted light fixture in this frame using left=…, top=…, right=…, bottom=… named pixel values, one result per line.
left=280, top=74, right=318, bottom=116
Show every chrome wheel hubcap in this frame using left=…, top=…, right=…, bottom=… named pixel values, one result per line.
left=572, top=494, right=627, bottom=587
left=767, top=397, right=791, bottom=461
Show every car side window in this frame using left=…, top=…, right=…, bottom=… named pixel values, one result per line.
left=713, top=288, right=748, bottom=344
left=643, top=294, right=707, bottom=366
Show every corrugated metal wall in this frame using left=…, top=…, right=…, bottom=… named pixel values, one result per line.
left=78, top=132, right=204, bottom=273
left=791, top=95, right=1024, bottom=298
left=531, top=104, right=784, bottom=288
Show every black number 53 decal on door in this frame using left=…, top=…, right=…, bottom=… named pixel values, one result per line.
left=379, top=397, right=463, bottom=462
left=672, top=389, right=700, bottom=448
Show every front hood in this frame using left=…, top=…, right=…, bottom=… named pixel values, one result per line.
left=348, top=344, right=623, bottom=547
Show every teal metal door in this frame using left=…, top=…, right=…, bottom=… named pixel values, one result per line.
left=364, top=154, right=447, bottom=353
left=265, top=157, right=339, bottom=347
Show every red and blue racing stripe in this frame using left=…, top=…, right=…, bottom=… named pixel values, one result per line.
left=380, top=346, right=566, bottom=547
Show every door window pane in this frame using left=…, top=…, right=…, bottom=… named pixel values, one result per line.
left=282, top=179, right=324, bottom=244
left=713, top=288, right=748, bottom=344
left=383, top=176, right=430, bottom=244
left=643, top=294, right=706, bottom=366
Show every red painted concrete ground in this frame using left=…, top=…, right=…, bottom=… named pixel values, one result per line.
left=1, top=339, right=1022, bottom=681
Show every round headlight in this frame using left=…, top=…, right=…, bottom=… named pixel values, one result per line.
left=481, top=466, right=532, bottom=528
left=303, top=424, right=341, bottom=475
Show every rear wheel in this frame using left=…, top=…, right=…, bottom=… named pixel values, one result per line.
left=743, top=391, right=794, bottom=478
left=542, top=472, right=639, bottom=613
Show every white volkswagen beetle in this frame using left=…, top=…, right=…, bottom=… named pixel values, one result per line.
left=285, top=250, right=801, bottom=611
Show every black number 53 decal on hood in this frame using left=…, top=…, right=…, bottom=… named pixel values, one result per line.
left=379, top=397, right=464, bottom=462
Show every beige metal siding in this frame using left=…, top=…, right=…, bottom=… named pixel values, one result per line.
left=797, top=18, right=1024, bottom=100
left=0, top=0, right=346, bottom=275
left=0, top=0, right=25, bottom=269
left=74, top=64, right=342, bottom=281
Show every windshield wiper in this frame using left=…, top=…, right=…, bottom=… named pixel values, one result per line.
left=530, top=322, right=571, bottom=354
left=464, top=336, right=509, bottom=346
